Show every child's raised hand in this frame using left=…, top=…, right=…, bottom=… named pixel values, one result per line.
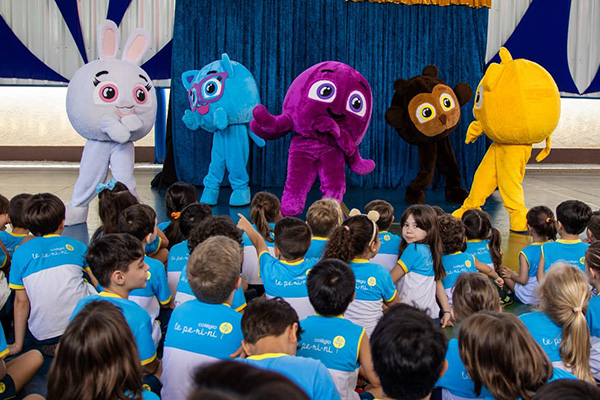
left=236, top=213, right=253, bottom=232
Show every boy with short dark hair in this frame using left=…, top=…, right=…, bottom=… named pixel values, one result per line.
left=118, top=204, right=172, bottom=346
left=370, top=304, right=448, bottom=400
left=175, top=216, right=246, bottom=312
left=364, top=200, right=400, bottom=272
left=305, top=199, right=343, bottom=259
left=162, top=236, right=245, bottom=400
left=238, top=214, right=317, bottom=319
left=71, top=233, right=159, bottom=374
left=0, top=194, right=8, bottom=231
left=240, top=297, right=341, bottom=400
left=9, top=193, right=96, bottom=355
left=538, top=200, right=592, bottom=281
left=0, top=194, right=33, bottom=256
left=298, top=259, right=381, bottom=400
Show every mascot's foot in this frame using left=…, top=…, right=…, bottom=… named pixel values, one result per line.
left=230, top=188, right=251, bottom=207
left=404, top=187, right=426, bottom=204
left=445, top=186, right=469, bottom=204
left=200, top=188, right=220, bottom=206
left=65, top=204, right=89, bottom=226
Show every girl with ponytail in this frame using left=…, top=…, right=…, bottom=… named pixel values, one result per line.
left=520, top=263, right=593, bottom=382
left=462, top=209, right=503, bottom=271
left=323, top=209, right=398, bottom=336
left=161, top=182, right=198, bottom=249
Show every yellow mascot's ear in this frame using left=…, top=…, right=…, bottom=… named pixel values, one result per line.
left=499, top=47, right=513, bottom=64
left=535, top=136, right=552, bottom=162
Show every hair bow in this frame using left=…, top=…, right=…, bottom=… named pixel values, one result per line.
left=96, top=178, right=118, bottom=194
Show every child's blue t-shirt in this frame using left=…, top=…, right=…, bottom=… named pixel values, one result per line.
left=370, top=231, right=401, bottom=272
left=345, top=259, right=396, bottom=336
left=0, top=320, right=8, bottom=360
left=436, top=338, right=493, bottom=399
left=241, top=223, right=276, bottom=285
left=465, top=239, right=493, bottom=266
left=162, top=300, right=243, bottom=400
left=259, top=251, right=318, bottom=319
left=72, top=292, right=157, bottom=366
left=397, top=243, right=438, bottom=319
left=145, top=235, right=163, bottom=256
left=167, top=240, right=189, bottom=296
left=174, top=264, right=247, bottom=312
left=240, top=354, right=341, bottom=400
left=585, top=295, right=600, bottom=338
left=0, top=245, right=6, bottom=270
left=157, top=220, right=170, bottom=232
left=0, top=231, right=28, bottom=256
left=519, top=311, right=562, bottom=363
left=305, top=237, right=328, bottom=259
left=520, top=242, right=545, bottom=277
left=541, top=239, right=588, bottom=273
left=441, top=252, right=477, bottom=290
left=480, top=368, right=576, bottom=400
left=9, top=234, right=96, bottom=341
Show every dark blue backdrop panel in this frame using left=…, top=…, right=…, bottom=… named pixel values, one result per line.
left=106, top=0, right=133, bottom=27
left=55, top=0, right=88, bottom=63
left=171, top=0, right=489, bottom=189
left=488, top=0, right=579, bottom=94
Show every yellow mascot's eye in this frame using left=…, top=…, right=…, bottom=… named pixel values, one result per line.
left=474, top=86, right=483, bottom=109
left=416, top=103, right=436, bottom=123
left=440, top=94, right=454, bottom=111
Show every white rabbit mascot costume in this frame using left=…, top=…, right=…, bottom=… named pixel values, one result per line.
left=65, top=20, right=157, bottom=225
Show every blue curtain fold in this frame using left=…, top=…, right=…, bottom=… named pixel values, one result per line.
left=171, top=0, right=488, bottom=189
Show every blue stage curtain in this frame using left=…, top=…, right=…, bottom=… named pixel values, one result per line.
left=171, top=0, right=488, bottom=189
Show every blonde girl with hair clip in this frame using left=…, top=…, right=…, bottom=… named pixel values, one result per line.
left=519, top=263, right=594, bottom=382
left=241, top=192, right=281, bottom=295
left=323, top=209, right=398, bottom=336
left=390, top=205, right=452, bottom=327
left=584, top=242, right=600, bottom=380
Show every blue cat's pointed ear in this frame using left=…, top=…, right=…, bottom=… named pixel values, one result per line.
left=221, top=53, right=234, bottom=78
left=182, top=70, right=199, bottom=90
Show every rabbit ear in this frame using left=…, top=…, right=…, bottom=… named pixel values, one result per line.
left=98, top=20, right=119, bottom=59
left=122, top=28, right=151, bottom=65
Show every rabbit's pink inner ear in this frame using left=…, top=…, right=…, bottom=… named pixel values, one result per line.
left=102, top=29, right=118, bottom=58
left=124, top=35, right=146, bottom=63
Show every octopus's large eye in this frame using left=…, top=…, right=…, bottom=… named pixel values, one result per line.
left=308, top=80, right=336, bottom=103
left=93, top=81, right=119, bottom=104
left=416, top=103, right=436, bottom=123
left=133, top=86, right=148, bottom=104
left=474, top=85, right=483, bottom=109
left=346, top=90, right=367, bottom=117
left=440, top=93, right=454, bottom=111
left=202, top=77, right=224, bottom=99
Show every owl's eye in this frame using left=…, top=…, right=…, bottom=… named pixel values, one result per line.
left=416, top=103, right=436, bottom=123
left=474, top=85, right=483, bottom=109
left=440, top=94, right=455, bottom=111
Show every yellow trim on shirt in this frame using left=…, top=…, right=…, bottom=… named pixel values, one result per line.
left=0, top=348, right=9, bottom=359
left=312, top=236, right=328, bottom=241
left=159, top=295, right=173, bottom=305
left=42, top=234, right=60, bottom=238
left=356, top=328, right=366, bottom=363
left=448, top=251, right=462, bottom=256
left=0, top=255, right=6, bottom=269
left=385, top=289, right=398, bottom=303
left=532, top=242, right=546, bottom=245
left=467, top=239, right=484, bottom=243
left=257, top=250, right=270, bottom=278
left=141, top=352, right=157, bottom=366
left=247, top=352, right=288, bottom=360
left=351, top=258, right=370, bottom=263
left=281, top=258, right=304, bottom=266
left=8, top=283, right=24, bottom=290
left=315, top=313, right=344, bottom=319
left=147, top=237, right=162, bottom=256
left=556, top=239, right=582, bottom=244
left=397, top=259, right=408, bottom=273
left=519, top=251, right=530, bottom=269
left=234, top=302, right=247, bottom=312
left=7, top=232, right=27, bottom=238
left=99, top=291, right=125, bottom=299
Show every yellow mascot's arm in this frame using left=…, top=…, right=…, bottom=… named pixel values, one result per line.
left=465, top=121, right=484, bottom=144
left=535, top=136, right=552, bottom=162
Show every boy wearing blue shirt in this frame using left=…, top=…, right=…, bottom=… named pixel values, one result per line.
left=365, top=200, right=400, bottom=272
left=370, top=304, right=448, bottom=400
left=162, top=236, right=245, bottom=400
left=9, top=193, right=97, bottom=355
left=305, top=198, right=343, bottom=259
left=71, top=233, right=160, bottom=375
left=119, top=204, right=173, bottom=345
left=238, top=214, right=318, bottom=319
left=538, top=200, right=591, bottom=281
left=299, top=259, right=381, bottom=400
left=0, top=194, right=33, bottom=257
left=240, top=297, right=341, bottom=400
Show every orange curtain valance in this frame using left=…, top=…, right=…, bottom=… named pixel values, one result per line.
left=347, top=0, right=491, bottom=8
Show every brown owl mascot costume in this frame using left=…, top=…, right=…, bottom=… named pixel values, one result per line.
left=385, top=66, right=472, bottom=204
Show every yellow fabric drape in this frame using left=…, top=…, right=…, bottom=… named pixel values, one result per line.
left=347, top=0, right=491, bottom=8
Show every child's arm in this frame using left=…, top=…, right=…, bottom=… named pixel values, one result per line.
left=9, top=290, right=30, bottom=355
left=156, top=228, right=169, bottom=249
left=358, top=334, right=381, bottom=388
left=0, top=240, right=10, bottom=272
left=389, top=261, right=406, bottom=284
left=537, top=253, right=545, bottom=282
left=237, top=214, right=268, bottom=255
left=500, top=253, right=529, bottom=285
left=435, top=281, right=453, bottom=328
left=473, top=258, right=504, bottom=288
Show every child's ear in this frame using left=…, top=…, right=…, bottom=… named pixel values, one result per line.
left=439, top=359, right=449, bottom=378
left=288, top=322, right=299, bottom=344
left=112, top=269, right=125, bottom=286
left=143, top=232, right=153, bottom=244
left=241, top=340, right=253, bottom=357
left=5, top=215, right=11, bottom=224
left=587, top=228, right=595, bottom=240
left=557, top=221, right=564, bottom=231
left=234, top=277, right=241, bottom=290
left=274, top=246, right=281, bottom=258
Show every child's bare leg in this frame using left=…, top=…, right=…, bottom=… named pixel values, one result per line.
left=6, top=349, right=43, bottom=392
left=23, top=395, right=45, bottom=400
left=503, top=276, right=516, bottom=291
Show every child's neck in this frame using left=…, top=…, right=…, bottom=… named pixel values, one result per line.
left=280, top=256, right=303, bottom=263
left=249, top=336, right=295, bottom=357
left=355, top=250, right=375, bottom=260
left=11, top=227, right=28, bottom=235
left=103, top=286, right=131, bottom=300
left=530, top=232, right=547, bottom=243
left=559, top=231, right=580, bottom=241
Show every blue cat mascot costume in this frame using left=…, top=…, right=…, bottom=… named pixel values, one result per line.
left=182, top=54, right=264, bottom=206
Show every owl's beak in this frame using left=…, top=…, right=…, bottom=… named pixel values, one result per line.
left=438, top=114, right=447, bottom=125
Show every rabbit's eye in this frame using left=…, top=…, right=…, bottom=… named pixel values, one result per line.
left=96, top=83, right=118, bottom=103
left=133, top=86, right=148, bottom=105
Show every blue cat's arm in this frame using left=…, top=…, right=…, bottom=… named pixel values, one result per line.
left=182, top=109, right=202, bottom=130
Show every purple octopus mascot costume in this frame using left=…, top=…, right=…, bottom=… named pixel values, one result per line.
left=251, top=61, right=375, bottom=216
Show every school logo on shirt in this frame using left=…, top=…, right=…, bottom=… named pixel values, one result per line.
left=368, top=277, right=376, bottom=287
left=333, top=335, right=346, bottom=350
left=66, top=244, right=74, bottom=251
left=143, top=384, right=151, bottom=392
left=219, top=322, right=233, bottom=339
left=580, top=257, right=585, bottom=265
left=465, top=260, right=472, bottom=268
left=146, top=271, right=151, bottom=281
left=384, top=234, right=391, bottom=242
left=0, top=382, right=5, bottom=393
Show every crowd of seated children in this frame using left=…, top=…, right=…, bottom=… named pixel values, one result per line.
left=305, top=198, right=343, bottom=259
left=159, top=182, right=197, bottom=249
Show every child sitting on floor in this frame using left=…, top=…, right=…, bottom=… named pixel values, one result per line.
left=305, top=198, right=343, bottom=259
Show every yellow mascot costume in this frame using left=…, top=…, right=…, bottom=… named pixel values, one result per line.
left=452, top=47, right=560, bottom=232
